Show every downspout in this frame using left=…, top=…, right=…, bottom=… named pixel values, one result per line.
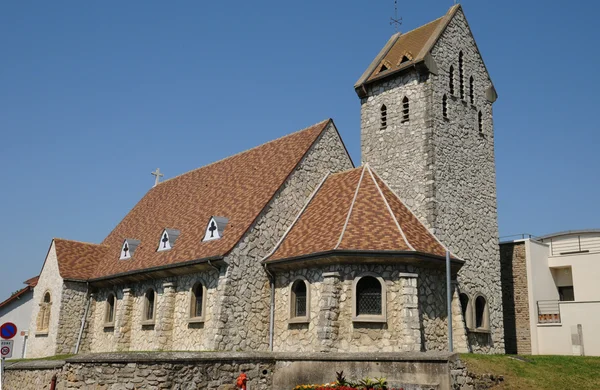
left=74, top=283, right=91, bottom=354
left=49, top=375, right=57, bottom=390
left=263, top=264, right=275, bottom=352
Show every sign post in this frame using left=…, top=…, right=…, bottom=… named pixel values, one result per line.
left=0, top=322, right=17, bottom=390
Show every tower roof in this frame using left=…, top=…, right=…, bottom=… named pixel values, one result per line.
left=264, top=165, right=459, bottom=264
left=355, top=5, right=461, bottom=96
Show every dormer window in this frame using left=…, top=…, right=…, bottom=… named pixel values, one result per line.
left=202, top=216, right=229, bottom=242
left=379, top=64, right=388, bottom=73
left=120, top=239, right=140, bottom=260
left=400, top=55, right=410, bottom=64
left=157, top=228, right=181, bottom=252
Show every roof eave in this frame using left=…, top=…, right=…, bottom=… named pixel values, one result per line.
left=264, top=249, right=465, bottom=271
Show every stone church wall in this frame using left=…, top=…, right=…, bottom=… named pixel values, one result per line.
left=212, top=122, right=354, bottom=351
left=55, top=281, right=88, bottom=355
left=273, top=262, right=469, bottom=353
left=428, top=8, right=504, bottom=353
left=27, top=242, right=64, bottom=358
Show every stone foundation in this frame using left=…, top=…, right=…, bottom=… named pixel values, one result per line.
left=4, top=352, right=472, bottom=390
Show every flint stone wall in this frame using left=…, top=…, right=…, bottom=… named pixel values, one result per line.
left=4, top=352, right=471, bottom=390
left=429, top=8, right=504, bottom=353
left=360, top=7, right=504, bottom=353
left=273, top=262, right=469, bottom=353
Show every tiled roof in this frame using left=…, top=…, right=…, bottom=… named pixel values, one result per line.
left=0, top=276, right=39, bottom=310
left=265, top=165, right=454, bottom=262
left=81, top=119, right=331, bottom=279
left=355, top=5, right=461, bottom=90
left=367, top=18, right=443, bottom=82
left=54, top=239, right=109, bottom=280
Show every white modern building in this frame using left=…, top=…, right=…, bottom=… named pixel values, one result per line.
left=500, top=230, right=600, bottom=356
left=0, top=277, right=37, bottom=359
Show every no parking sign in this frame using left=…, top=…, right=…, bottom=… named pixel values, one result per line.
left=0, top=323, right=16, bottom=340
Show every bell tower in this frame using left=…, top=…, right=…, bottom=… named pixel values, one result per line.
left=356, top=4, right=504, bottom=353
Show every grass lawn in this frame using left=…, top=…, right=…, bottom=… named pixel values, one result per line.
left=460, top=354, right=600, bottom=390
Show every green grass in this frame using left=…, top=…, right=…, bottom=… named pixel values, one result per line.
left=460, top=354, right=600, bottom=390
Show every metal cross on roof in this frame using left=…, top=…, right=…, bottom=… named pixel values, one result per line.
left=151, top=168, right=164, bottom=187
left=390, top=0, right=402, bottom=33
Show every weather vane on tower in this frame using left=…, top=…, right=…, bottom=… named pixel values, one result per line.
left=390, top=0, right=402, bottom=33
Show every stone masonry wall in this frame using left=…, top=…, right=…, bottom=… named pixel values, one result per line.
left=212, top=122, right=354, bottom=351
left=500, top=242, right=531, bottom=354
left=273, top=262, right=469, bottom=353
left=55, top=281, right=88, bottom=355
left=87, top=270, right=220, bottom=352
left=27, top=241, right=64, bottom=358
left=429, top=8, right=504, bottom=353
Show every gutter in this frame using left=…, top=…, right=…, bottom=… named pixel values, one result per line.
left=263, top=264, right=275, bottom=352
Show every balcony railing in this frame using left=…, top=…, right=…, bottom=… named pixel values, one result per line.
left=537, top=300, right=561, bottom=324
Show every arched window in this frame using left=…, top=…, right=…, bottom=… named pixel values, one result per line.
left=190, top=282, right=205, bottom=320
left=459, top=293, right=473, bottom=329
left=475, top=295, right=489, bottom=330
left=353, top=274, right=386, bottom=322
left=37, top=292, right=52, bottom=332
left=459, top=51, right=464, bottom=100
left=478, top=111, right=483, bottom=133
left=143, top=289, right=156, bottom=323
left=380, top=104, right=387, bottom=129
left=105, top=293, right=116, bottom=325
left=290, top=279, right=309, bottom=322
left=443, top=94, right=448, bottom=119
left=469, top=76, right=474, bottom=104
left=402, top=96, right=410, bottom=123
left=449, top=66, right=455, bottom=95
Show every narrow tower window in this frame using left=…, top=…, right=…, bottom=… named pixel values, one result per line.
left=105, top=294, right=116, bottom=325
left=449, top=66, right=455, bottom=95
left=190, top=282, right=205, bottom=319
left=475, top=295, right=489, bottom=330
left=459, top=51, right=464, bottom=100
left=469, top=76, right=474, bottom=104
left=478, top=111, right=483, bottom=133
left=443, top=94, right=448, bottom=119
left=143, top=289, right=156, bottom=323
left=402, top=97, right=409, bottom=123
left=380, top=104, right=387, bottom=129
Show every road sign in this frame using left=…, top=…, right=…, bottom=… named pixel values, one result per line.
left=0, top=340, right=12, bottom=358
left=0, top=323, right=17, bottom=340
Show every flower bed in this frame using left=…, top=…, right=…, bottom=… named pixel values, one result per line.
left=292, top=372, right=404, bottom=390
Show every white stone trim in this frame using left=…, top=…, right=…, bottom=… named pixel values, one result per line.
left=472, top=292, right=490, bottom=332
left=262, top=172, right=331, bottom=261
left=335, top=166, right=367, bottom=249
left=352, top=272, right=387, bottom=323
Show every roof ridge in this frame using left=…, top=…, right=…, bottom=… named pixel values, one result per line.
left=366, top=165, right=415, bottom=251
left=155, top=119, right=331, bottom=187
left=400, top=15, right=445, bottom=37
left=371, top=168, right=459, bottom=260
left=335, top=166, right=367, bottom=250
left=53, top=238, right=108, bottom=247
left=262, top=172, right=331, bottom=262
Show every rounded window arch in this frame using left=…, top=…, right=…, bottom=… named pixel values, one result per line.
left=352, top=273, right=386, bottom=322
left=143, top=289, right=156, bottom=323
left=474, top=294, right=490, bottom=331
left=189, top=281, right=206, bottom=321
left=449, top=65, right=455, bottom=95
left=401, top=96, right=410, bottom=123
left=37, top=291, right=52, bottom=332
left=380, top=104, right=388, bottom=129
left=459, top=292, right=473, bottom=329
left=105, top=293, right=117, bottom=325
left=289, top=277, right=310, bottom=323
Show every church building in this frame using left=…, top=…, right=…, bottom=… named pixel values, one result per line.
left=26, top=4, right=504, bottom=358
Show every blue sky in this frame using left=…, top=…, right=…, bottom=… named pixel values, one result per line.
left=1, top=0, right=598, bottom=298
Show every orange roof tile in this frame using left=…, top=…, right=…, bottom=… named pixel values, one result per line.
left=265, top=166, right=454, bottom=262
left=73, top=119, right=332, bottom=279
